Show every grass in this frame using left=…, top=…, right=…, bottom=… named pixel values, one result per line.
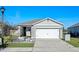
left=67, top=37, right=79, bottom=47
left=7, top=42, right=34, bottom=48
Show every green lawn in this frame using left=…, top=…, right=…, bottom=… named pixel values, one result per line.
left=67, top=37, right=79, bottom=47
left=7, top=42, right=34, bottom=48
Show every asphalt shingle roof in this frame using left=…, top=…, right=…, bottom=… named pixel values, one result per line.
left=18, top=17, right=63, bottom=26
left=19, top=19, right=42, bottom=26
left=68, top=23, right=79, bottom=29
left=71, top=23, right=79, bottom=27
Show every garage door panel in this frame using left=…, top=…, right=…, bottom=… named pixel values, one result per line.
left=36, top=29, right=59, bottom=39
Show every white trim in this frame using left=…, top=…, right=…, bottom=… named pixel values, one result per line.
left=32, top=17, right=64, bottom=26
left=45, top=17, right=64, bottom=25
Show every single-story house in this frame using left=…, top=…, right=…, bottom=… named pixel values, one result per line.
left=17, top=17, right=64, bottom=40
left=68, top=23, right=79, bottom=37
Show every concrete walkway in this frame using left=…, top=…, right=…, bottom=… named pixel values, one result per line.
left=33, top=39, right=79, bottom=52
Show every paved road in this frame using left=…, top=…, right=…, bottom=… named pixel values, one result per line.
left=33, top=39, right=79, bottom=52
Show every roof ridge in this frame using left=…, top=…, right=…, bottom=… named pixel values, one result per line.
left=18, top=17, right=63, bottom=26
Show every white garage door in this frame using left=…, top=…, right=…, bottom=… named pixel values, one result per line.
left=36, top=29, right=59, bottom=39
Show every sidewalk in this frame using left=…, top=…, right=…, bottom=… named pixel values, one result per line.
left=0, top=47, right=33, bottom=52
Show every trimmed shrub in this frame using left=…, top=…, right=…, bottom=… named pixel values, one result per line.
left=3, top=36, right=12, bottom=43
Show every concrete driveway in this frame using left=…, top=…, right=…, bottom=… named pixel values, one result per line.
left=33, top=39, right=79, bottom=52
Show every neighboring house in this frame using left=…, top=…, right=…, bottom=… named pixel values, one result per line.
left=68, top=23, right=79, bottom=37
left=10, top=29, right=17, bottom=36
left=10, top=26, right=20, bottom=36
left=17, top=17, right=64, bottom=40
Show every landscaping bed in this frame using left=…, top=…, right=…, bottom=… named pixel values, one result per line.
left=67, top=37, right=79, bottom=47
left=2, top=36, right=34, bottom=48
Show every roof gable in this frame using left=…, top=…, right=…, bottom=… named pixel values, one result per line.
left=32, top=17, right=63, bottom=26
left=19, top=17, right=63, bottom=26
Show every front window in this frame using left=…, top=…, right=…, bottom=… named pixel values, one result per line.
left=26, top=27, right=31, bottom=31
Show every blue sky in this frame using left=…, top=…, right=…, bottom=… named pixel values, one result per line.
left=0, top=6, right=79, bottom=28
